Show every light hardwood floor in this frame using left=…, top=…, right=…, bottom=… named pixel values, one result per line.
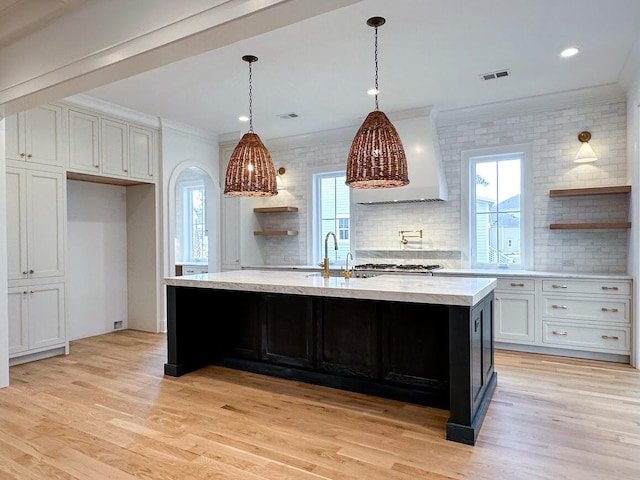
left=1, top=330, right=639, bottom=479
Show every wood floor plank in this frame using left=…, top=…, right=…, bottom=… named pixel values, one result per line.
left=0, top=330, right=639, bottom=479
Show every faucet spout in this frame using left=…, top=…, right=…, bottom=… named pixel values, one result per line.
left=321, top=232, right=338, bottom=278
left=343, top=252, right=354, bottom=280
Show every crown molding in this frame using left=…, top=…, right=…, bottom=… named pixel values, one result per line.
left=159, top=118, right=217, bottom=144
left=437, top=84, right=626, bottom=126
left=62, top=93, right=161, bottom=128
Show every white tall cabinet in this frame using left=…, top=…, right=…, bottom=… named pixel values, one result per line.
left=4, top=99, right=162, bottom=367
left=222, top=196, right=241, bottom=270
left=5, top=104, right=67, bottom=365
left=6, top=167, right=65, bottom=281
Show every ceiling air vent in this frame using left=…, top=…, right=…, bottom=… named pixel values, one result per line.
left=277, top=112, right=299, bottom=119
left=480, top=69, right=510, bottom=81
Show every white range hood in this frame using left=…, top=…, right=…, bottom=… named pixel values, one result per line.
left=351, top=107, right=448, bottom=204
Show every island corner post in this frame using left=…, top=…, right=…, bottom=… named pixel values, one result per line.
left=164, top=281, right=497, bottom=446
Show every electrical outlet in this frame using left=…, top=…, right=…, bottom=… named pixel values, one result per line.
left=562, top=260, right=574, bottom=267
left=114, top=320, right=123, bottom=330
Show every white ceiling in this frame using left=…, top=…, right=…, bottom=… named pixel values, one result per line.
left=41, top=0, right=640, bottom=140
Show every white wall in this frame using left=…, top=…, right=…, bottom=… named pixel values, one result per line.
left=623, top=44, right=640, bottom=367
left=251, top=87, right=629, bottom=274
left=66, top=180, right=128, bottom=340
left=0, top=118, right=8, bottom=387
left=160, top=120, right=219, bottom=330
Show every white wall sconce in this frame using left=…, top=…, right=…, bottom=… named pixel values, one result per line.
left=276, top=167, right=286, bottom=191
left=574, top=131, right=598, bottom=163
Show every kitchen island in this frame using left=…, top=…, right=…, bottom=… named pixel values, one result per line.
left=164, top=270, right=497, bottom=445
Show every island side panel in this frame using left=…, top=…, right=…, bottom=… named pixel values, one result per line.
left=165, top=285, right=216, bottom=376
left=446, top=292, right=497, bottom=445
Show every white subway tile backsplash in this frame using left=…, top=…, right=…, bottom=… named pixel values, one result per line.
left=256, top=98, right=627, bottom=273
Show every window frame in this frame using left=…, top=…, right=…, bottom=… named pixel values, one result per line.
left=308, top=166, right=353, bottom=266
left=179, top=180, right=207, bottom=264
left=461, top=144, right=533, bottom=270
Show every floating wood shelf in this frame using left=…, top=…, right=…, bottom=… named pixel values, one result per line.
left=254, top=230, right=298, bottom=236
left=549, top=222, right=631, bottom=230
left=549, top=185, right=631, bottom=197
left=254, top=206, right=298, bottom=213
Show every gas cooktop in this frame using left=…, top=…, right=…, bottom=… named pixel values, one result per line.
left=353, top=263, right=442, bottom=272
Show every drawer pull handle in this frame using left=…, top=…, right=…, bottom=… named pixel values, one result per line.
left=552, top=304, right=567, bottom=309
left=552, top=330, right=568, bottom=336
left=552, top=284, right=567, bottom=289
left=601, top=307, right=619, bottom=313
left=601, top=335, right=619, bottom=340
left=601, top=286, right=619, bottom=291
left=510, top=282, right=525, bottom=287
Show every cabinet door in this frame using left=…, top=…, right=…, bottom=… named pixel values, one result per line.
left=7, top=287, right=28, bottom=355
left=24, top=104, right=63, bottom=166
left=494, top=292, right=535, bottom=343
left=262, top=294, right=314, bottom=368
left=222, top=196, right=241, bottom=270
left=470, top=305, right=483, bottom=408
left=27, top=170, right=65, bottom=278
left=129, top=125, right=155, bottom=181
left=68, top=109, right=100, bottom=173
left=318, top=297, right=378, bottom=379
left=5, top=113, right=23, bottom=162
left=101, top=118, right=129, bottom=177
left=381, top=302, right=448, bottom=391
left=28, top=283, right=66, bottom=350
left=6, top=168, right=28, bottom=281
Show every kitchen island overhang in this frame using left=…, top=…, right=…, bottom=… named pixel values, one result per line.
left=164, top=271, right=497, bottom=445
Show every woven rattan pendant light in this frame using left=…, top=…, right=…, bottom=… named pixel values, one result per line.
left=346, top=16, right=409, bottom=189
left=224, top=55, right=277, bottom=197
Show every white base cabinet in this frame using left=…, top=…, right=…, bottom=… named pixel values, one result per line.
left=540, top=279, right=631, bottom=355
left=435, top=271, right=632, bottom=361
left=8, top=281, right=66, bottom=358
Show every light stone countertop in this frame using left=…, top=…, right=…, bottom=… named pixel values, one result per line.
left=434, top=268, right=632, bottom=280
left=241, top=265, right=632, bottom=281
left=164, top=270, right=496, bottom=307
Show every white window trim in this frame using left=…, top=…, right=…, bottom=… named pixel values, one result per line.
left=307, top=165, right=353, bottom=265
left=460, top=143, right=533, bottom=270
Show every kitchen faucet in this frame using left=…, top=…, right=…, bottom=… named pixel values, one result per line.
left=320, top=231, right=338, bottom=278
left=343, top=252, right=354, bottom=280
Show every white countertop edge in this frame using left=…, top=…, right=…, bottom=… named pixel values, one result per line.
left=434, top=268, right=632, bottom=280
left=164, top=271, right=497, bottom=307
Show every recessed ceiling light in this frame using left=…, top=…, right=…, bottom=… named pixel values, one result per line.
left=238, top=115, right=249, bottom=122
left=561, top=47, right=579, bottom=57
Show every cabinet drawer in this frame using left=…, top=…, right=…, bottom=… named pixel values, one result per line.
left=496, top=278, right=535, bottom=291
left=542, top=279, right=630, bottom=295
left=543, top=321, right=630, bottom=353
left=182, top=265, right=208, bottom=275
left=541, top=295, right=629, bottom=323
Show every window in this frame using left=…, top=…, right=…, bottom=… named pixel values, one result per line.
left=462, top=145, right=532, bottom=269
left=179, top=183, right=208, bottom=263
left=311, top=170, right=351, bottom=265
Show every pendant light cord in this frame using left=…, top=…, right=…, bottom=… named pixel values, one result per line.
left=248, top=60, right=254, bottom=133
left=374, top=24, right=379, bottom=111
